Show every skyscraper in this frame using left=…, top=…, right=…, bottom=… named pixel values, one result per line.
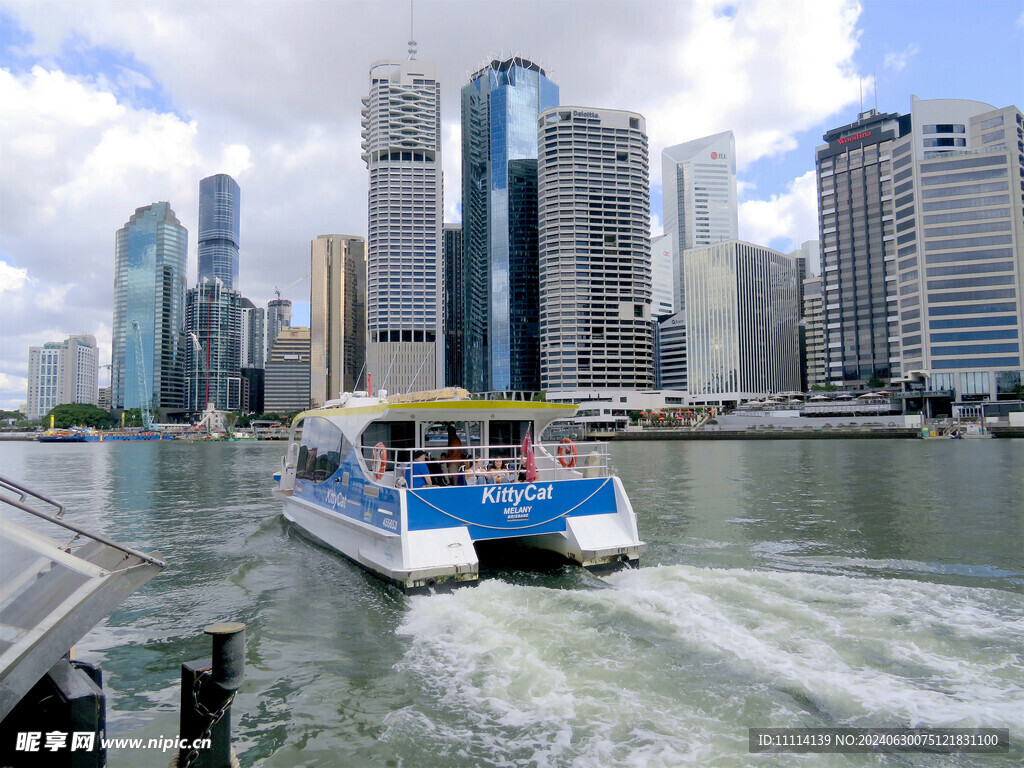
left=26, top=334, right=99, bottom=420
left=197, top=174, right=241, bottom=290
left=184, top=281, right=243, bottom=411
left=111, top=202, right=188, bottom=415
left=537, top=107, right=654, bottom=391
left=662, top=132, right=739, bottom=304
left=461, top=57, right=558, bottom=392
left=650, top=234, right=677, bottom=317
left=240, top=298, right=266, bottom=370
left=890, top=98, right=1023, bottom=403
left=265, top=326, right=311, bottom=413
left=802, top=275, right=826, bottom=389
left=816, top=108, right=911, bottom=387
left=361, top=58, right=442, bottom=393
left=442, top=223, right=463, bottom=387
left=267, top=297, right=292, bottom=354
left=684, top=240, right=800, bottom=402
left=310, top=234, right=367, bottom=406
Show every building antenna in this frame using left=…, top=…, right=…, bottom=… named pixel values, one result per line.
left=873, top=75, right=878, bottom=111
left=859, top=78, right=863, bottom=113
left=408, top=0, right=417, bottom=60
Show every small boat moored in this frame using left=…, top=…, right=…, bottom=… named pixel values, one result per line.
left=273, top=388, right=645, bottom=592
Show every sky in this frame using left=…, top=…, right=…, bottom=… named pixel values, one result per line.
left=0, top=0, right=1022, bottom=410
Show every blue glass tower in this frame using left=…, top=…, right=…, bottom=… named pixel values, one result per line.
left=111, top=202, right=188, bottom=414
left=461, top=57, right=558, bottom=392
left=197, top=174, right=240, bottom=289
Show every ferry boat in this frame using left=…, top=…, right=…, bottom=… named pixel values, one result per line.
left=35, top=429, right=89, bottom=443
left=273, top=388, right=645, bottom=592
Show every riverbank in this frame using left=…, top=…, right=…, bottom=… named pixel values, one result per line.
left=590, top=425, right=1024, bottom=440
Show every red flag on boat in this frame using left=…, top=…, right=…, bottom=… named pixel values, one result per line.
left=521, top=430, right=537, bottom=482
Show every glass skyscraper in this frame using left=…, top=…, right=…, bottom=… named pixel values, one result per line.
left=111, top=202, right=188, bottom=414
left=461, top=57, right=558, bottom=392
left=442, top=223, right=463, bottom=387
left=197, top=174, right=241, bottom=289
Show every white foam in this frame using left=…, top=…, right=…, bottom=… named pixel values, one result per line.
left=385, top=568, right=1022, bottom=765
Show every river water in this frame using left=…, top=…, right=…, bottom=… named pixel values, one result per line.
left=1, top=439, right=1021, bottom=767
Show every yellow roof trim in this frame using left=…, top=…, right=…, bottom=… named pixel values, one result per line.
left=291, top=399, right=575, bottom=426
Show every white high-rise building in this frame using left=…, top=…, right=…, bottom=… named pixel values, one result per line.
left=650, top=233, right=677, bottom=318
left=662, top=131, right=738, bottom=255
left=891, top=97, right=1024, bottom=404
left=361, top=58, right=443, bottom=393
left=26, top=334, right=99, bottom=420
left=684, top=240, right=800, bottom=403
left=537, top=107, right=653, bottom=391
left=240, top=298, right=265, bottom=370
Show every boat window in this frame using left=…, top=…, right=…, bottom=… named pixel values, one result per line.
left=295, top=417, right=348, bottom=483
left=489, top=420, right=534, bottom=458
left=361, top=421, right=416, bottom=468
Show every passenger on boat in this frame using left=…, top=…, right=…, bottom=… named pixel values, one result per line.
left=462, top=459, right=488, bottom=485
left=490, top=458, right=511, bottom=484
left=405, top=451, right=433, bottom=489
left=429, top=454, right=452, bottom=486
left=444, top=424, right=464, bottom=477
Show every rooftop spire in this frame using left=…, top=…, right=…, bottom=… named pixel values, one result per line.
left=407, top=0, right=417, bottom=59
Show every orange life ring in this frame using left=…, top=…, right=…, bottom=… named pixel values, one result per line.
left=557, top=437, right=577, bottom=468
left=371, top=442, right=387, bottom=480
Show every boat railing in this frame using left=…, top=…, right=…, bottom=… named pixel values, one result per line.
left=358, top=439, right=611, bottom=487
left=0, top=473, right=165, bottom=567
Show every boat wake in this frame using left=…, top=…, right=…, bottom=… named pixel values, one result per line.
left=383, top=565, right=1023, bottom=767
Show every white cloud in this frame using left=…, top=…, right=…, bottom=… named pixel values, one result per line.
left=0, top=0, right=870, bottom=408
left=738, top=170, right=819, bottom=253
left=0, top=261, right=30, bottom=295
left=884, top=44, right=919, bottom=73
left=0, top=373, right=27, bottom=400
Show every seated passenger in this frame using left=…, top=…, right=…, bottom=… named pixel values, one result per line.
left=405, top=451, right=432, bottom=489
left=490, top=458, right=511, bottom=484
left=463, top=459, right=488, bottom=486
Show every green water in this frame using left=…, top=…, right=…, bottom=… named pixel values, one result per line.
left=1, top=439, right=1021, bottom=767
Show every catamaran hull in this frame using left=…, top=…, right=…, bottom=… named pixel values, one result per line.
left=276, top=489, right=480, bottom=593
left=275, top=475, right=643, bottom=593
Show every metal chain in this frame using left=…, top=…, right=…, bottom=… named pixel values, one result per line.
left=180, top=669, right=237, bottom=768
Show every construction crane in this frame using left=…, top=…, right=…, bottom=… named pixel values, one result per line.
left=273, top=273, right=309, bottom=300
left=188, top=332, right=207, bottom=411
left=129, top=321, right=154, bottom=430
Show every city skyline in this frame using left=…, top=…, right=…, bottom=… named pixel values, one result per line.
left=1, top=0, right=1022, bottom=408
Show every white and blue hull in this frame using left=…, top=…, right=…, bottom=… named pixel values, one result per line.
left=273, top=391, right=645, bottom=592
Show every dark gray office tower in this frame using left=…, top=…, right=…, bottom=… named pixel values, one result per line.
left=817, top=109, right=912, bottom=387
left=197, top=174, right=241, bottom=289
left=442, top=224, right=463, bottom=387
left=461, top=57, right=558, bottom=393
